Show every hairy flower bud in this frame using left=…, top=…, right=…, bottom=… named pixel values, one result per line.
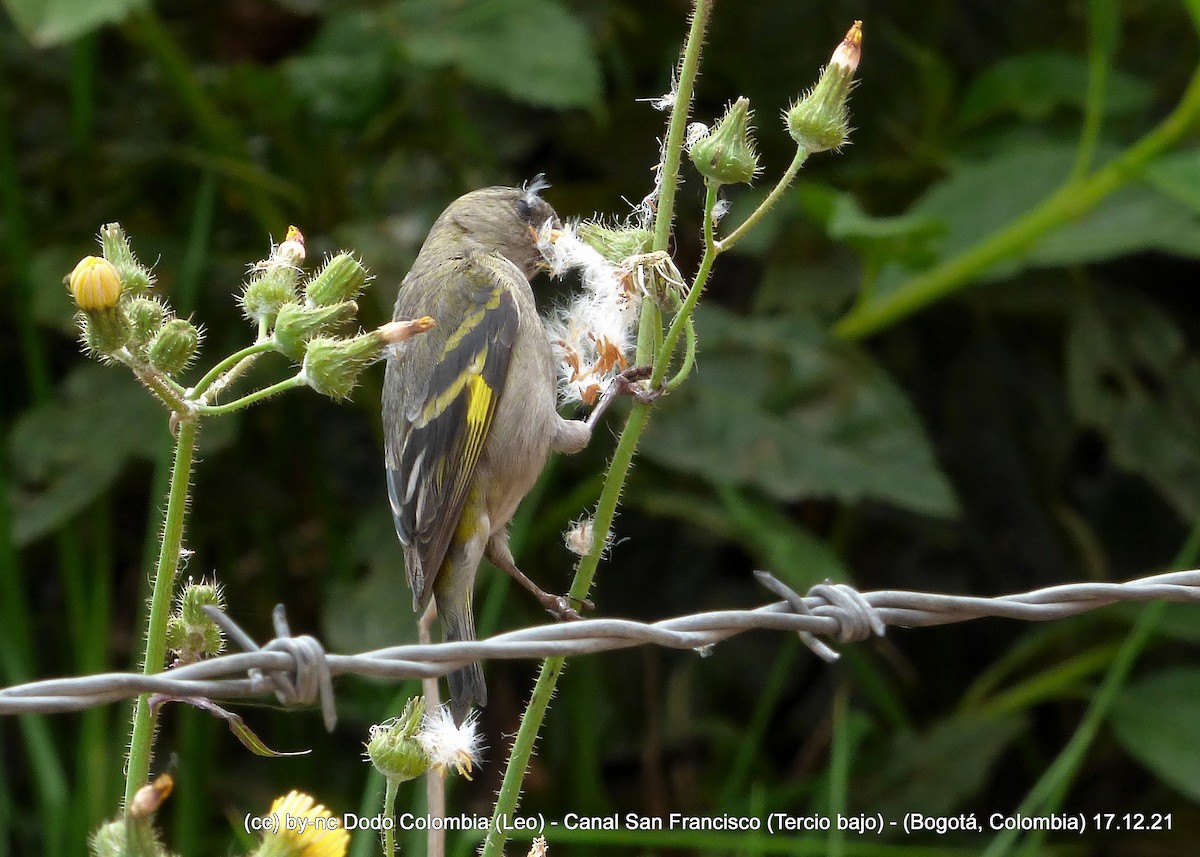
left=304, top=253, right=368, bottom=307
left=98, top=222, right=153, bottom=294
left=367, top=697, right=430, bottom=784
left=786, top=21, right=862, bottom=153
left=126, top=297, right=167, bottom=354
left=302, top=317, right=433, bottom=399
left=273, top=301, right=358, bottom=360
left=165, top=580, right=225, bottom=664
left=576, top=222, right=653, bottom=263
left=689, top=97, right=760, bottom=186
left=148, top=318, right=201, bottom=376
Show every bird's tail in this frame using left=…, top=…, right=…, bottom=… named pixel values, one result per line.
left=441, top=598, right=487, bottom=725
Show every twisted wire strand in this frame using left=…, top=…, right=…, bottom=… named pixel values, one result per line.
left=2, top=570, right=1198, bottom=722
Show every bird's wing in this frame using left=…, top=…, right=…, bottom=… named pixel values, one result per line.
left=384, top=251, right=520, bottom=607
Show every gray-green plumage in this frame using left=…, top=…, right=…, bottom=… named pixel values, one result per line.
left=383, top=184, right=591, bottom=722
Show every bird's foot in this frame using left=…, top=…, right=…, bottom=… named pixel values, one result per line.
left=538, top=592, right=594, bottom=622
left=613, top=365, right=664, bottom=405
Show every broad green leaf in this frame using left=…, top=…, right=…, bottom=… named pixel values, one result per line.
left=8, top=365, right=164, bottom=545
left=957, top=51, right=1151, bottom=128
left=3, top=0, right=148, bottom=46
left=1112, top=667, right=1200, bottom=801
left=1031, top=182, right=1200, bottom=265
left=641, top=307, right=957, bottom=517
left=869, top=144, right=1200, bottom=302
left=1066, top=289, right=1200, bottom=521
left=392, top=0, right=601, bottom=109
left=30, top=246, right=82, bottom=335
left=858, top=713, right=1026, bottom=817
left=1142, top=148, right=1200, bottom=215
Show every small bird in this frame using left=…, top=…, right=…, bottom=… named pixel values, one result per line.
left=383, top=180, right=643, bottom=722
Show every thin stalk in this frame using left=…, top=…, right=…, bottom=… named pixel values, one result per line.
left=191, top=340, right=275, bottom=399
left=124, top=418, right=199, bottom=805
left=652, top=0, right=713, bottom=253
left=194, top=374, right=305, bottom=416
left=835, top=64, right=1200, bottom=340
left=382, top=779, right=399, bottom=857
left=663, top=315, right=697, bottom=393
left=717, top=146, right=809, bottom=253
left=654, top=181, right=719, bottom=387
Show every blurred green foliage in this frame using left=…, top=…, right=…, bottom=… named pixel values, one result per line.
left=4, top=0, right=1200, bottom=854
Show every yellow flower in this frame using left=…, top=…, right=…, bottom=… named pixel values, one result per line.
left=69, top=255, right=122, bottom=310
left=256, top=790, right=348, bottom=857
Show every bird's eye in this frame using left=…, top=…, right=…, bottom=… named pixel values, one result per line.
left=516, top=196, right=534, bottom=222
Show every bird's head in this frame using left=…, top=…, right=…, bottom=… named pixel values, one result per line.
left=431, top=177, right=560, bottom=278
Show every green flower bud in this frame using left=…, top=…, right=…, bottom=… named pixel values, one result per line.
left=126, top=297, right=167, bottom=354
left=98, top=223, right=154, bottom=295
left=148, top=318, right=201, bottom=376
left=689, top=97, right=760, bottom=186
left=366, top=697, right=430, bottom=784
left=165, top=580, right=225, bottom=664
left=303, top=317, right=434, bottom=399
left=305, top=253, right=369, bottom=307
left=89, top=816, right=169, bottom=857
left=576, top=222, right=653, bottom=263
left=79, top=308, right=131, bottom=356
left=241, top=266, right=300, bottom=328
left=272, top=300, right=358, bottom=360
left=786, top=21, right=861, bottom=153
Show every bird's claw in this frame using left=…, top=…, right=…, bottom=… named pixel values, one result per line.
left=614, top=365, right=664, bottom=405
left=543, top=594, right=594, bottom=622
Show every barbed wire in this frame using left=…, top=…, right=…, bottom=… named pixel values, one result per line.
left=2, top=569, right=1199, bottom=727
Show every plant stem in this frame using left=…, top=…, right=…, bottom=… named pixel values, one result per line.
left=652, top=0, right=712, bottom=253
left=124, top=417, right=199, bottom=806
left=834, top=63, right=1200, bottom=340
left=191, top=339, right=275, bottom=399
left=381, top=778, right=398, bottom=857
left=194, top=374, right=305, bottom=416
left=654, top=182, right=719, bottom=387
left=483, top=8, right=715, bottom=852
left=717, top=146, right=809, bottom=253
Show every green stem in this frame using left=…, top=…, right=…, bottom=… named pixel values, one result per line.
left=654, top=181, right=719, bottom=387
left=1069, top=0, right=1113, bottom=181
left=194, top=374, right=305, bottom=416
left=663, top=315, right=697, bottom=393
left=382, top=778, right=398, bottom=857
left=834, top=63, right=1200, bottom=340
left=125, top=360, right=191, bottom=413
left=190, top=339, right=275, bottom=399
left=124, top=418, right=199, bottom=806
left=717, top=146, right=809, bottom=253
left=652, top=0, right=713, bottom=253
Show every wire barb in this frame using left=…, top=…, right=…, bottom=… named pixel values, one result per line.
left=2, top=570, right=1199, bottom=717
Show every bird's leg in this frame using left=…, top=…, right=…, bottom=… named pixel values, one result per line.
left=485, top=535, right=593, bottom=620
left=585, top=365, right=664, bottom=431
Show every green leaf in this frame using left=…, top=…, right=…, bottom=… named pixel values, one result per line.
left=392, top=0, right=601, bottom=109
left=858, top=713, right=1026, bottom=817
left=870, top=144, right=1200, bottom=301
left=3, top=0, right=149, bottom=46
left=284, top=11, right=395, bottom=126
left=7, top=365, right=164, bottom=545
left=1111, top=667, right=1200, bottom=801
left=1066, top=289, right=1200, bottom=521
left=956, top=51, right=1151, bottom=127
left=641, top=307, right=957, bottom=517
left=1141, top=148, right=1200, bottom=215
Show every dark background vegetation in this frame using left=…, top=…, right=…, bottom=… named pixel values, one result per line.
left=4, top=0, right=1200, bottom=854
